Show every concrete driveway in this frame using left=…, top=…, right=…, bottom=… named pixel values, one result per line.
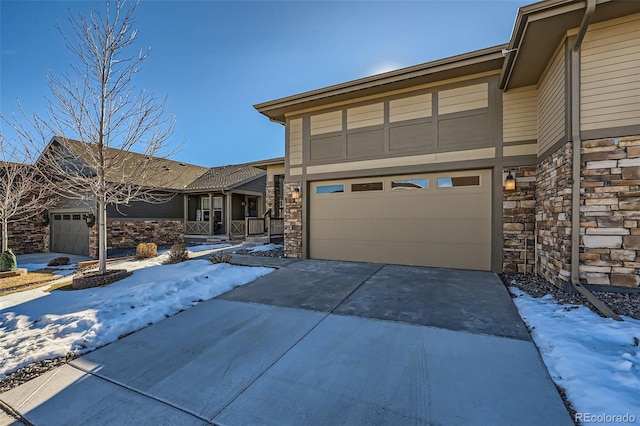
left=0, top=259, right=573, bottom=425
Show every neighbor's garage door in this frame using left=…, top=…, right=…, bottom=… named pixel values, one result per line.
left=309, top=169, right=492, bottom=270
left=51, top=212, right=90, bottom=256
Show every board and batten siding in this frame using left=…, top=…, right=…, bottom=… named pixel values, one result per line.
left=502, top=86, right=537, bottom=143
left=581, top=13, right=640, bottom=132
left=438, top=83, right=488, bottom=115
left=537, top=43, right=566, bottom=156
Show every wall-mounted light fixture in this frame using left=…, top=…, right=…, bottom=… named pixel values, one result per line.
left=292, top=187, right=301, bottom=199
left=85, top=213, right=96, bottom=227
left=504, top=170, right=516, bottom=191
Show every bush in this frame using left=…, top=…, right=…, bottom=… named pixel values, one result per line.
left=135, top=243, right=158, bottom=260
left=210, top=253, right=232, bottom=264
left=0, top=250, right=17, bottom=272
left=48, top=256, right=70, bottom=267
left=164, top=244, right=188, bottom=264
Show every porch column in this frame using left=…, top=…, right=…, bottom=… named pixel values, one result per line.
left=208, top=192, right=213, bottom=236
left=183, top=194, right=188, bottom=233
left=225, top=192, right=232, bottom=237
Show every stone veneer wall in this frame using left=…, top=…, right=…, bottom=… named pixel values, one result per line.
left=265, top=184, right=276, bottom=217
left=503, top=166, right=536, bottom=273
left=536, top=141, right=573, bottom=287
left=0, top=216, right=49, bottom=255
left=89, top=219, right=183, bottom=257
left=580, top=135, right=640, bottom=288
left=283, top=181, right=302, bottom=258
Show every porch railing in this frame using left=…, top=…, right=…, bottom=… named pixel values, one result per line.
left=246, top=217, right=265, bottom=236
left=231, top=220, right=245, bottom=238
left=228, top=216, right=285, bottom=242
left=186, top=221, right=210, bottom=235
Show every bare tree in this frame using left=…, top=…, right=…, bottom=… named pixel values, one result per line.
left=18, top=0, right=179, bottom=274
left=0, top=136, right=57, bottom=253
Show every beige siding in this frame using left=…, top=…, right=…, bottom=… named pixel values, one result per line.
left=438, top=83, right=488, bottom=115
left=389, top=93, right=432, bottom=123
left=503, top=86, right=537, bottom=143
left=537, top=43, right=566, bottom=156
left=503, top=143, right=537, bottom=157
left=347, top=103, right=384, bottom=129
left=289, top=118, right=303, bottom=166
left=310, top=110, right=342, bottom=135
left=581, top=14, right=640, bottom=132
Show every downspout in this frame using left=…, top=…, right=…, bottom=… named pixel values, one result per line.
left=569, top=0, right=622, bottom=321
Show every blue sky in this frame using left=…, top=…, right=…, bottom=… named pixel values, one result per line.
left=1, top=0, right=530, bottom=167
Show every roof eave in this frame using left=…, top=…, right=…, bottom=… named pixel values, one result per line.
left=255, top=44, right=508, bottom=123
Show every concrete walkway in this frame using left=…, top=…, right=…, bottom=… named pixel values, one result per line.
left=0, top=260, right=573, bottom=425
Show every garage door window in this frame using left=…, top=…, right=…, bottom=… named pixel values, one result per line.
left=352, top=182, right=383, bottom=192
left=316, top=184, right=344, bottom=194
left=391, top=179, right=428, bottom=190
left=437, top=176, right=480, bottom=188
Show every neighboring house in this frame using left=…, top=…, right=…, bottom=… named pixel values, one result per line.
left=254, top=0, right=640, bottom=289
left=9, top=136, right=269, bottom=257
left=182, top=163, right=267, bottom=239
left=46, top=136, right=209, bottom=257
left=248, top=157, right=286, bottom=219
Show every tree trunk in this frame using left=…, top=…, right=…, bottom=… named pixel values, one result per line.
left=1, top=218, right=7, bottom=253
left=98, top=200, right=108, bottom=274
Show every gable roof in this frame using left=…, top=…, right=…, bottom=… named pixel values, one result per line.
left=185, top=163, right=266, bottom=191
left=50, top=136, right=209, bottom=191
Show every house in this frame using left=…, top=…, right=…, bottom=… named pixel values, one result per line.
left=182, top=163, right=267, bottom=239
left=254, top=0, right=640, bottom=289
left=8, top=136, right=269, bottom=257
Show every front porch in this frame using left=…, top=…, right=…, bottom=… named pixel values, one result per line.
left=183, top=192, right=283, bottom=241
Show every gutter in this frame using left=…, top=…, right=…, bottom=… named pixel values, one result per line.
left=568, top=0, right=622, bottom=321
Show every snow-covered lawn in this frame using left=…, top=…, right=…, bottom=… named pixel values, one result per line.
left=238, top=243, right=283, bottom=253
left=510, top=287, right=640, bottom=421
left=0, top=255, right=272, bottom=379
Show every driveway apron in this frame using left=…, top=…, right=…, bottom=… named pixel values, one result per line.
left=0, top=260, right=573, bottom=425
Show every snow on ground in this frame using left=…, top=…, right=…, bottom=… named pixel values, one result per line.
left=18, top=263, right=76, bottom=276
left=245, top=244, right=283, bottom=253
left=510, top=287, right=640, bottom=420
left=0, top=259, right=272, bottom=378
left=188, top=244, right=231, bottom=253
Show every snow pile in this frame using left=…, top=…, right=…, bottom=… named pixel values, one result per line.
left=247, top=244, right=283, bottom=253
left=510, top=287, right=640, bottom=419
left=0, top=260, right=272, bottom=378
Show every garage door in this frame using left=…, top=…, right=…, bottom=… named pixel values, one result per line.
left=51, top=213, right=90, bottom=256
left=309, top=169, right=492, bottom=270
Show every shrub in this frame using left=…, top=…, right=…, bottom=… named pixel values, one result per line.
left=48, top=256, right=71, bottom=267
left=0, top=250, right=17, bottom=272
left=164, top=244, right=188, bottom=264
left=210, top=253, right=232, bottom=264
left=135, top=242, right=158, bottom=260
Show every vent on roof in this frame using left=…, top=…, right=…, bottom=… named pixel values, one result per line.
left=163, top=166, right=171, bottom=171
left=179, top=163, right=186, bottom=167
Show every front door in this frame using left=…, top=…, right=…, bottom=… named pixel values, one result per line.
left=247, top=197, right=258, bottom=217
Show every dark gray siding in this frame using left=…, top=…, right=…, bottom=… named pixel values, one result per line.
left=310, top=134, right=343, bottom=161
left=438, top=112, right=491, bottom=151
left=236, top=175, right=266, bottom=194
left=107, top=194, right=183, bottom=219
left=347, top=129, right=384, bottom=157
left=389, top=121, right=433, bottom=153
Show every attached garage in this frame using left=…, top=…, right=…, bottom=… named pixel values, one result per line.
left=50, top=212, right=90, bottom=256
left=309, top=169, right=492, bottom=270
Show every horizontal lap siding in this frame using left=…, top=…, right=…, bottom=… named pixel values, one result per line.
left=438, top=83, right=488, bottom=115
left=389, top=94, right=432, bottom=122
left=289, top=118, right=303, bottom=167
left=347, top=103, right=384, bottom=129
left=537, top=43, right=566, bottom=156
left=581, top=14, right=640, bottom=132
left=310, top=110, right=342, bottom=135
left=502, top=86, right=537, bottom=143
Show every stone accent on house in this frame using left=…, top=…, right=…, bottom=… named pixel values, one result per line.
left=89, top=219, right=184, bottom=257
left=265, top=183, right=276, bottom=218
left=580, top=135, right=640, bottom=288
left=0, top=216, right=49, bottom=255
left=503, top=166, right=536, bottom=273
left=284, top=181, right=302, bottom=258
left=536, top=141, right=573, bottom=287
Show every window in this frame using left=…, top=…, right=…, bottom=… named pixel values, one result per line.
left=352, top=182, right=383, bottom=192
left=213, top=197, right=223, bottom=223
left=316, top=184, right=344, bottom=194
left=391, top=179, right=428, bottom=190
left=437, top=176, right=480, bottom=188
